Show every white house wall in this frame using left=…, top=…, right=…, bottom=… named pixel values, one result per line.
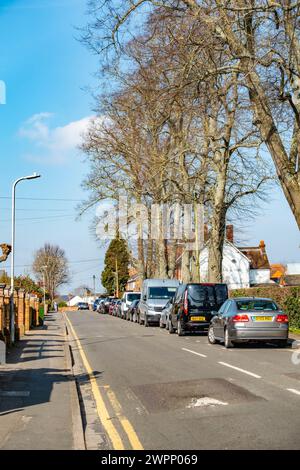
left=200, top=243, right=250, bottom=289
left=249, top=269, right=271, bottom=285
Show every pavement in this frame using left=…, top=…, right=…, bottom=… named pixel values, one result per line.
left=0, top=311, right=84, bottom=450
left=66, top=310, right=300, bottom=450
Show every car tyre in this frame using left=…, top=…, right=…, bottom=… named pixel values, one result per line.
left=224, top=328, right=234, bottom=348
left=208, top=325, right=218, bottom=344
left=177, top=321, right=185, bottom=336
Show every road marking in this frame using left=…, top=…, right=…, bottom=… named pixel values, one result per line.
left=182, top=347, right=207, bottom=358
left=287, top=388, right=300, bottom=396
left=65, top=315, right=124, bottom=450
left=0, top=391, right=30, bottom=397
left=106, top=387, right=143, bottom=450
left=218, top=361, right=261, bottom=379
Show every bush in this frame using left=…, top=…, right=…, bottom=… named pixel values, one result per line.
left=58, top=301, right=67, bottom=308
left=230, top=286, right=300, bottom=329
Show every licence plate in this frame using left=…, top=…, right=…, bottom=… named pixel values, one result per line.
left=190, top=316, right=206, bottom=322
left=253, top=316, right=273, bottom=322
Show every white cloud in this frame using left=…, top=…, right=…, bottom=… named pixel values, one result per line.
left=19, top=113, right=93, bottom=165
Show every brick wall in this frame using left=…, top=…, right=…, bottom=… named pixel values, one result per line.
left=0, top=285, right=40, bottom=345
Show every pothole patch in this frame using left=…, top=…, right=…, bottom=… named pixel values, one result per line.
left=187, top=397, right=228, bottom=408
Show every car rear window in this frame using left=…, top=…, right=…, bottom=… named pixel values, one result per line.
left=187, top=284, right=228, bottom=309
left=236, top=300, right=278, bottom=311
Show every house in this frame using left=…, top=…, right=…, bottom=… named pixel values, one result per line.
left=282, top=263, right=300, bottom=286
left=239, top=240, right=271, bottom=286
left=199, top=227, right=272, bottom=289
left=125, top=268, right=143, bottom=292
left=270, top=264, right=286, bottom=283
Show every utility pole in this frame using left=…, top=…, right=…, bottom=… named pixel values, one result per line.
left=93, top=275, right=96, bottom=296
left=115, top=258, right=119, bottom=298
left=42, top=265, right=48, bottom=317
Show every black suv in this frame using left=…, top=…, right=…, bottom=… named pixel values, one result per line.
left=169, top=283, right=228, bottom=336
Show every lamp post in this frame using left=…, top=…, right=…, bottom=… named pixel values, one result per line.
left=10, top=173, right=41, bottom=344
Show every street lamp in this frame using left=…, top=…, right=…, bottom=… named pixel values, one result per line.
left=10, top=173, right=41, bottom=344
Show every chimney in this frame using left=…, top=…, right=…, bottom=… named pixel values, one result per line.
left=226, top=225, right=234, bottom=243
left=259, top=240, right=266, bottom=253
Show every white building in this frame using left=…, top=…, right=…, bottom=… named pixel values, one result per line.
left=200, top=239, right=272, bottom=290
left=286, top=263, right=300, bottom=275
left=67, top=295, right=96, bottom=307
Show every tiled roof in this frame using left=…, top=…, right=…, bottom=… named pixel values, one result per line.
left=238, top=241, right=270, bottom=270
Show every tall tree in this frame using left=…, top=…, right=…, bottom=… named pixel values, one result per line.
left=101, top=237, right=130, bottom=295
left=92, top=0, right=300, bottom=228
left=32, top=243, right=69, bottom=302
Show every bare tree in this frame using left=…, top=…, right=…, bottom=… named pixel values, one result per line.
left=32, top=243, right=69, bottom=302
left=91, top=0, right=300, bottom=228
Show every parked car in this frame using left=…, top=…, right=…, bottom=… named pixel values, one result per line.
left=139, top=279, right=180, bottom=327
left=127, top=299, right=140, bottom=322
left=96, top=299, right=107, bottom=314
left=208, top=297, right=289, bottom=348
left=159, top=299, right=173, bottom=329
left=121, top=292, right=141, bottom=319
left=77, top=302, right=89, bottom=311
left=114, top=300, right=122, bottom=317
left=109, top=299, right=118, bottom=315
left=169, top=283, right=228, bottom=336
left=93, top=298, right=102, bottom=311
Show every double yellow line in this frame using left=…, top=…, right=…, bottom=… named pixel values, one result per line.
left=65, top=315, right=143, bottom=450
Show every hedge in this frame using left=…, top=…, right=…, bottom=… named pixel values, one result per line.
left=230, top=286, right=300, bottom=329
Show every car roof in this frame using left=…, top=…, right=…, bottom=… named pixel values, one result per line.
left=143, top=279, right=180, bottom=286
left=232, top=297, right=274, bottom=301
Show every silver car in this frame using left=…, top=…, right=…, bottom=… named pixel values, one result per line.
left=159, top=299, right=173, bottom=329
left=208, top=297, right=289, bottom=348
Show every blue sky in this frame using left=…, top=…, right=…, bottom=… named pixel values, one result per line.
left=0, top=0, right=299, bottom=294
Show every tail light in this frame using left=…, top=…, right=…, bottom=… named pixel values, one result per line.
left=276, top=314, right=288, bottom=323
left=183, top=290, right=188, bottom=315
left=232, top=314, right=249, bottom=322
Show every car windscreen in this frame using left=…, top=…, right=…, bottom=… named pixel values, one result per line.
left=148, top=287, right=177, bottom=299
left=127, top=293, right=141, bottom=302
left=236, top=300, right=278, bottom=311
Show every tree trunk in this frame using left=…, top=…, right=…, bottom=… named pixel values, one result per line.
left=207, top=166, right=227, bottom=283
left=167, top=240, right=177, bottom=279
left=246, top=68, right=300, bottom=229
left=181, top=249, right=191, bottom=283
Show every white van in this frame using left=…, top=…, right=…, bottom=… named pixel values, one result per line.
left=138, top=279, right=180, bottom=327
left=121, top=291, right=141, bottom=319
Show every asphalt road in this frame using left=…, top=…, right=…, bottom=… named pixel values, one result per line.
left=66, top=310, right=300, bottom=450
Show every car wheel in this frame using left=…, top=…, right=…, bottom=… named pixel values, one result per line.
left=177, top=321, right=185, bottom=336
left=224, top=328, right=234, bottom=348
left=169, top=320, right=175, bottom=334
left=208, top=325, right=218, bottom=344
